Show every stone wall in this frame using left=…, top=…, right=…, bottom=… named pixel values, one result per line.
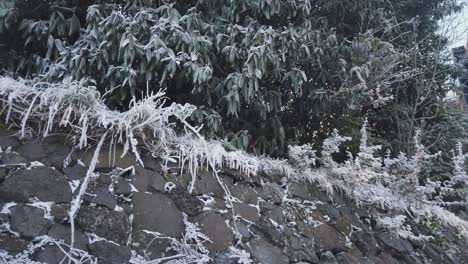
left=0, top=130, right=466, bottom=263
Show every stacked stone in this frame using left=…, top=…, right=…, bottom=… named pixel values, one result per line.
left=0, top=131, right=466, bottom=263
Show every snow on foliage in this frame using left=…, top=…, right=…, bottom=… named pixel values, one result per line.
left=290, top=121, right=468, bottom=239
left=228, top=246, right=253, bottom=264
left=377, top=215, right=432, bottom=241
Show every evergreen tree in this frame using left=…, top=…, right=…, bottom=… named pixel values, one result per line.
left=0, top=0, right=464, bottom=157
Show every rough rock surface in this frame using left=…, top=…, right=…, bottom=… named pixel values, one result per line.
left=0, top=133, right=466, bottom=263
left=302, top=223, right=348, bottom=253
left=76, top=206, right=130, bottom=245
left=132, top=192, right=184, bottom=238
left=0, top=233, right=29, bottom=255
left=9, top=204, right=52, bottom=238
left=47, top=224, right=88, bottom=250
left=0, top=167, right=72, bottom=202
left=83, top=186, right=117, bottom=209
left=249, top=239, right=289, bottom=264
left=196, top=211, right=232, bottom=253
left=131, top=229, right=173, bottom=260
left=32, top=245, right=67, bottom=264
left=88, top=241, right=132, bottom=264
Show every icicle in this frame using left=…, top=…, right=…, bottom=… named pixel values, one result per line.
left=21, top=94, right=40, bottom=138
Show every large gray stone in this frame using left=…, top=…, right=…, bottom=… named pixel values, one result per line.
left=259, top=182, right=285, bottom=204
left=376, top=233, right=414, bottom=255
left=0, top=151, right=27, bottom=166
left=371, top=253, right=402, bottom=264
left=235, top=221, right=253, bottom=241
left=0, top=212, right=8, bottom=224
left=230, top=184, right=258, bottom=204
left=81, top=146, right=136, bottom=169
left=196, top=212, right=232, bottom=253
left=233, top=202, right=260, bottom=222
left=140, top=156, right=163, bottom=171
left=88, top=240, right=131, bottom=264
left=168, top=188, right=204, bottom=216
left=248, top=239, right=289, bottom=264
left=131, top=166, right=151, bottom=192
left=0, top=168, right=8, bottom=183
left=47, top=224, right=88, bottom=250
left=302, top=224, right=348, bottom=253
left=264, top=204, right=286, bottom=225
left=50, top=203, right=69, bottom=223
left=288, top=181, right=314, bottom=200
left=131, top=229, right=173, bottom=260
left=422, top=244, right=447, bottom=264
left=0, top=129, right=21, bottom=150
left=9, top=204, right=52, bottom=238
left=320, top=251, right=338, bottom=264
left=76, top=206, right=130, bottom=245
left=16, top=141, right=47, bottom=161
left=191, top=170, right=224, bottom=197
left=332, top=216, right=352, bottom=235
left=147, top=170, right=167, bottom=193
left=318, top=204, right=340, bottom=221
left=83, top=186, right=117, bottom=209
left=213, top=251, right=240, bottom=264
left=335, top=250, right=367, bottom=264
left=351, top=231, right=378, bottom=256
left=116, top=179, right=132, bottom=195
left=32, top=245, right=67, bottom=264
left=64, top=163, right=87, bottom=181
left=132, top=192, right=184, bottom=238
left=283, top=232, right=318, bottom=263
left=0, top=167, right=72, bottom=203
left=17, top=137, right=72, bottom=168
left=0, top=233, right=29, bottom=256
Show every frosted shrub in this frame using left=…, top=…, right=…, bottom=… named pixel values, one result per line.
left=444, top=143, right=468, bottom=205
left=355, top=118, right=383, bottom=172
left=377, top=215, right=432, bottom=241
left=288, top=121, right=468, bottom=239
left=228, top=247, right=253, bottom=264
left=288, top=144, right=317, bottom=169
left=320, top=129, right=352, bottom=168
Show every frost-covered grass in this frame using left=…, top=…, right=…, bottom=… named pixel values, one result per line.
left=0, top=77, right=290, bottom=190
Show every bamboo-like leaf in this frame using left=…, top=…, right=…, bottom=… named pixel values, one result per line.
left=69, top=14, right=81, bottom=36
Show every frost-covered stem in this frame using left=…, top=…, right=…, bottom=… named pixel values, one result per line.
left=20, top=94, right=39, bottom=138
left=209, top=164, right=241, bottom=241
left=68, top=131, right=108, bottom=254
left=150, top=254, right=185, bottom=263
left=359, top=118, right=369, bottom=151
left=181, top=119, right=204, bottom=140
